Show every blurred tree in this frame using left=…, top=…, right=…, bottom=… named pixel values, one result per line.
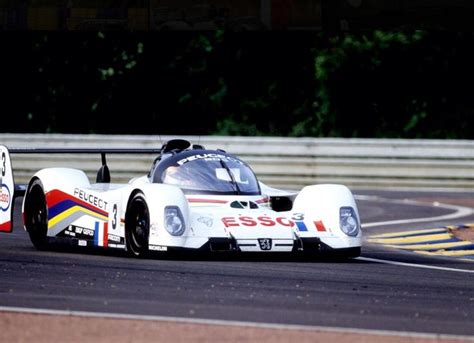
left=2, top=29, right=473, bottom=139
left=309, top=30, right=474, bottom=138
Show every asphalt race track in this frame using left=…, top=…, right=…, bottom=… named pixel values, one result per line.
left=1, top=190, right=474, bottom=340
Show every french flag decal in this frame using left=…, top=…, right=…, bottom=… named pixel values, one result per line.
left=94, top=221, right=109, bottom=247
left=314, top=220, right=327, bottom=232
left=295, top=220, right=327, bottom=232
left=295, top=221, right=308, bottom=232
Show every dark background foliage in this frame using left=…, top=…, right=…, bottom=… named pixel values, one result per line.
left=2, top=29, right=474, bottom=138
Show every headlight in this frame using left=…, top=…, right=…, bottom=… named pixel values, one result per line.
left=164, top=206, right=185, bottom=236
left=339, top=207, right=359, bottom=237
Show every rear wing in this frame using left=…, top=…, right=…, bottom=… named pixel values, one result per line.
left=0, top=145, right=162, bottom=233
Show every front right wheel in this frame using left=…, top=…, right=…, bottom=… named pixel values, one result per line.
left=125, top=193, right=150, bottom=257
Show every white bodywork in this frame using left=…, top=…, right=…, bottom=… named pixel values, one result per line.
left=19, top=168, right=362, bottom=254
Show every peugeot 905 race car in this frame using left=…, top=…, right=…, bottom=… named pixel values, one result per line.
left=0, top=139, right=362, bottom=258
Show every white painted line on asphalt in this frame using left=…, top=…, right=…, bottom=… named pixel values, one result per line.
left=356, top=195, right=473, bottom=228
left=358, top=196, right=474, bottom=272
left=1, top=305, right=473, bottom=341
left=2, top=195, right=473, bottom=338
left=357, top=256, right=474, bottom=274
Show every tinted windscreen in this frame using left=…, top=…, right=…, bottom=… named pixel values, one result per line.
left=159, top=155, right=260, bottom=195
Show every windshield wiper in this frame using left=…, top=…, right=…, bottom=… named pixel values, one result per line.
left=219, top=160, right=241, bottom=194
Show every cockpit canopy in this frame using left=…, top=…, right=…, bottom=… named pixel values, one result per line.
left=151, top=149, right=261, bottom=195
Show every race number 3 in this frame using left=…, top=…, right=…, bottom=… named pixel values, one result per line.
left=1, top=152, right=5, bottom=177
left=291, top=213, right=304, bottom=221
left=112, top=204, right=118, bottom=230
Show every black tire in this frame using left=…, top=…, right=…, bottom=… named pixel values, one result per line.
left=24, top=179, right=49, bottom=250
left=125, top=193, right=150, bottom=257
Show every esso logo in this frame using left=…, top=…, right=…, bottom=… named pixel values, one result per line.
left=221, top=216, right=295, bottom=228
left=0, top=184, right=11, bottom=212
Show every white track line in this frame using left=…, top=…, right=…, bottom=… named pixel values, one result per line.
left=357, top=195, right=474, bottom=273
left=2, top=195, right=474, bottom=338
left=357, top=256, right=474, bottom=274
left=0, top=306, right=473, bottom=341
left=356, top=195, right=473, bottom=228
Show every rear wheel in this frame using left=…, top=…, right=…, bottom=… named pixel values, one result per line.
left=24, top=179, right=49, bottom=250
left=125, top=193, right=150, bottom=257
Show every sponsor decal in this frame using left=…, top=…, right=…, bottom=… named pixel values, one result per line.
left=78, top=240, right=87, bottom=247
left=177, top=154, right=243, bottom=166
left=0, top=184, right=11, bottom=212
left=59, top=225, right=95, bottom=240
left=221, top=215, right=327, bottom=232
left=258, top=238, right=272, bottom=250
left=197, top=216, right=213, bottom=227
left=221, top=216, right=295, bottom=228
left=108, top=234, right=121, bottom=243
left=46, top=189, right=109, bottom=232
left=108, top=243, right=125, bottom=249
left=45, top=190, right=111, bottom=237
left=149, top=245, right=168, bottom=251
left=74, top=226, right=94, bottom=237
left=64, top=230, right=76, bottom=237
left=73, top=188, right=108, bottom=210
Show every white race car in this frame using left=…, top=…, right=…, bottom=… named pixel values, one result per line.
left=0, top=139, right=362, bottom=258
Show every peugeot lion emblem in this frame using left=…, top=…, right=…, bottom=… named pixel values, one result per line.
left=258, top=238, right=272, bottom=251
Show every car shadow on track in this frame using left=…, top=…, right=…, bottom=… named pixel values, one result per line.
left=41, top=241, right=363, bottom=264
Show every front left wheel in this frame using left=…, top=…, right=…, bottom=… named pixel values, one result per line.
left=125, top=193, right=150, bottom=257
left=24, top=179, right=49, bottom=250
